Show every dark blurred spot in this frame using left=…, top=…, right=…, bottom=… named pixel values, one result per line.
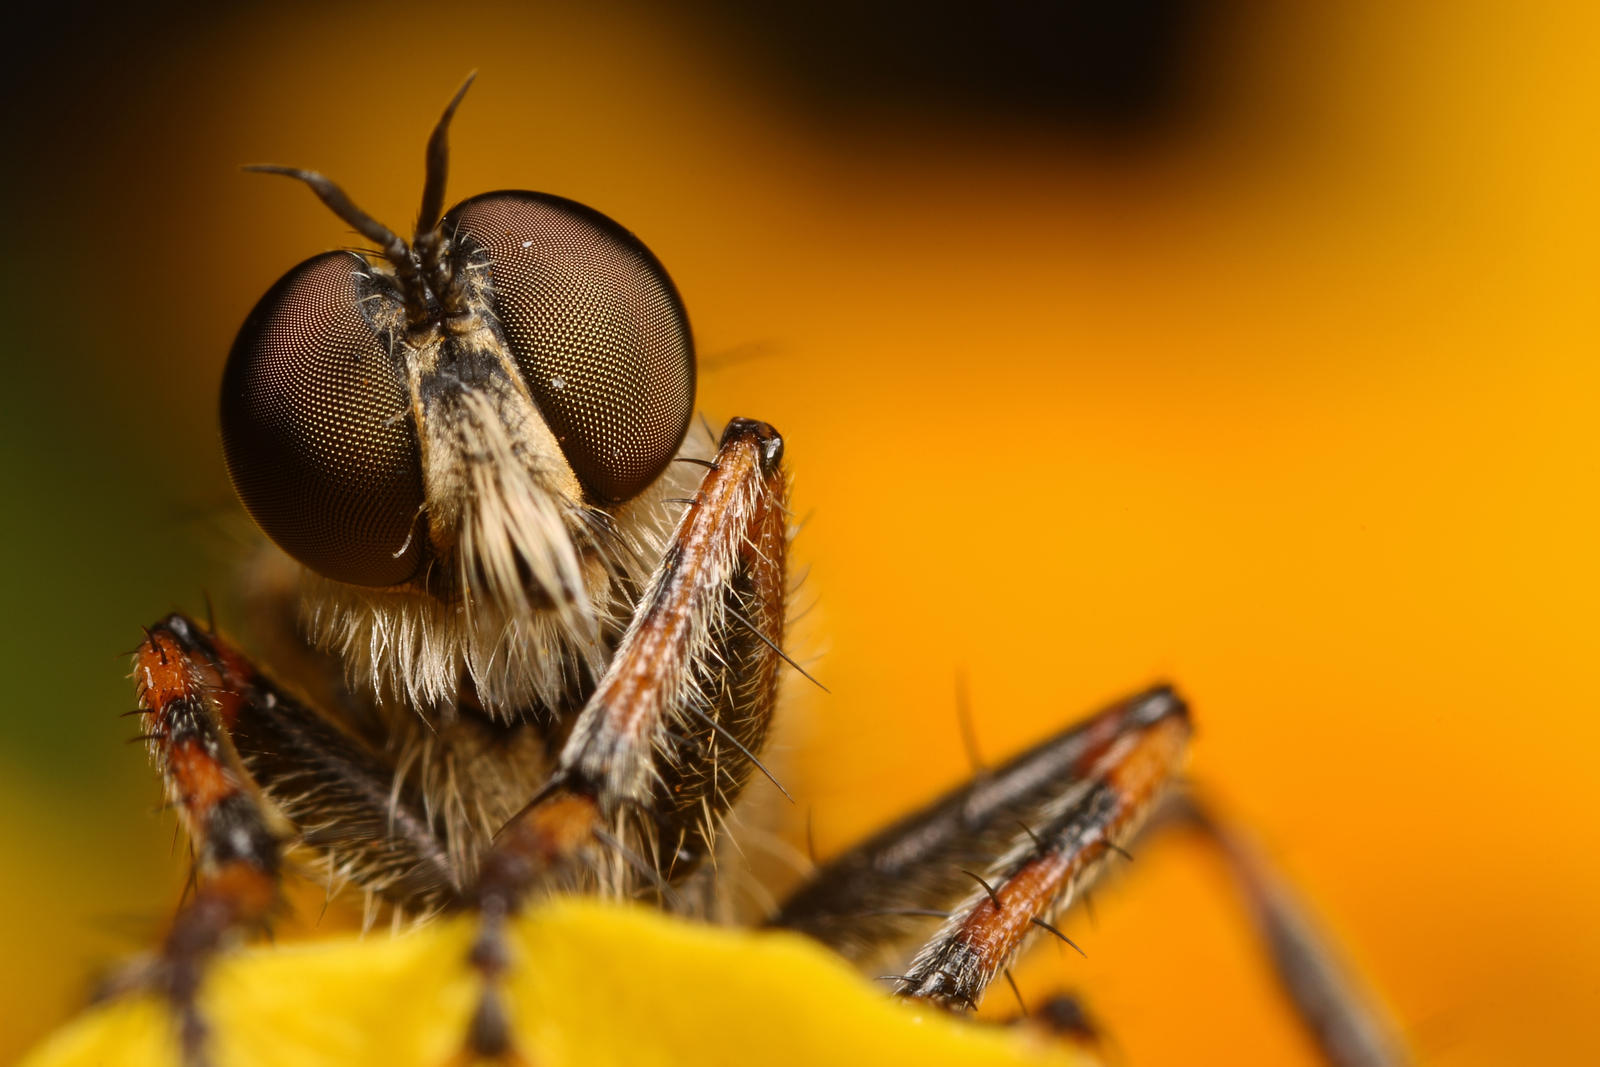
left=701, top=0, right=1227, bottom=141
left=7, top=1, right=1229, bottom=160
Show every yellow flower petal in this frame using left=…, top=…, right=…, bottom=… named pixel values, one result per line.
left=22, top=900, right=1097, bottom=1067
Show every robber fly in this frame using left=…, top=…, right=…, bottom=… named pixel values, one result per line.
left=117, top=77, right=1404, bottom=1067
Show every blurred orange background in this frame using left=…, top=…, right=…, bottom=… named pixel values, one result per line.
left=2, top=2, right=1595, bottom=1064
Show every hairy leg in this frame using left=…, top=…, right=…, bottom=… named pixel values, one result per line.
left=462, top=417, right=792, bottom=1058
left=115, top=614, right=456, bottom=1063
left=770, top=687, right=1186, bottom=965
left=774, top=689, right=1190, bottom=1009
left=776, top=690, right=1405, bottom=1066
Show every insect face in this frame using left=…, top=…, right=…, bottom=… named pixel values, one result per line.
left=218, top=80, right=696, bottom=716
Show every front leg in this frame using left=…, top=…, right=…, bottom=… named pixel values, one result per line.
left=112, top=618, right=289, bottom=1065
left=463, top=417, right=792, bottom=1057
left=111, top=614, right=458, bottom=1066
left=559, top=415, right=791, bottom=877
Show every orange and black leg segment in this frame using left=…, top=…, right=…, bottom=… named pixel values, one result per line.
left=770, top=687, right=1187, bottom=966
left=460, top=417, right=793, bottom=1061
left=890, top=694, right=1188, bottom=1008
left=774, top=683, right=1404, bottom=1067
left=120, top=614, right=456, bottom=1064
left=554, top=415, right=792, bottom=859
left=770, top=688, right=1187, bottom=1011
left=121, top=616, right=287, bottom=1064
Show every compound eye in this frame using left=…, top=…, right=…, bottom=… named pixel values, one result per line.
left=443, top=192, right=695, bottom=504
left=221, top=252, right=425, bottom=587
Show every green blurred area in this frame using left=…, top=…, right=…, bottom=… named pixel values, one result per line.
left=0, top=195, right=236, bottom=1045
left=0, top=278, right=205, bottom=1059
left=0, top=281, right=224, bottom=770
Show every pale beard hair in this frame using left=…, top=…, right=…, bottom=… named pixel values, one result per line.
left=299, top=391, right=703, bottom=722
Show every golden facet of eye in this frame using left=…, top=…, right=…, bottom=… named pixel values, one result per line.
left=220, top=251, right=425, bottom=587
left=443, top=191, right=695, bottom=504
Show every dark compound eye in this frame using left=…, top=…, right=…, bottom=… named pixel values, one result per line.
left=220, top=251, right=426, bottom=587
left=443, top=192, right=695, bottom=504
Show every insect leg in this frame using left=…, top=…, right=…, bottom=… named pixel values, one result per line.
left=118, top=615, right=286, bottom=1063
left=471, top=416, right=791, bottom=910
left=559, top=416, right=791, bottom=876
left=768, top=688, right=1189, bottom=1009
left=770, top=687, right=1185, bottom=959
left=1162, top=796, right=1409, bottom=1067
left=893, top=694, right=1187, bottom=1008
left=117, top=614, right=457, bottom=1062
left=154, top=613, right=462, bottom=906
left=460, top=417, right=790, bottom=1059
